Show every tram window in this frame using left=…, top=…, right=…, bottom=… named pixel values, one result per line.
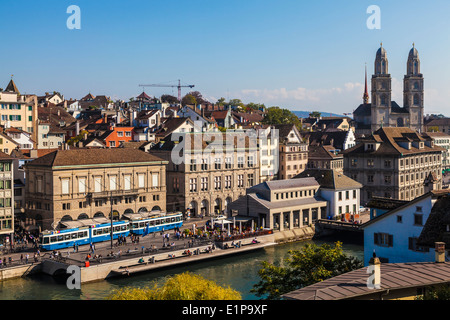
left=78, top=232, right=84, bottom=238
left=65, top=234, right=70, bottom=240
left=58, top=235, right=64, bottom=242
left=139, top=222, right=144, bottom=228
left=115, top=227, right=120, bottom=232
left=72, top=233, right=77, bottom=239
left=171, top=218, right=175, bottom=222
left=176, top=217, right=181, bottom=222
left=166, top=218, right=170, bottom=223
left=121, top=225, right=126, bottom=231
left=127, top=225, right=130, bottom=230
left=133, top=223, right=138, bottom=228
left=150, top=220, right=155, bottom=226
left=93, top=230, right=97, bottom=236
left=51, top=236, right=57, bottom=243
left=155, top=219, right=161, bottom=225
left=43, top=237, right=49, bottom=244
left=97, top=229, right=103, bottom=235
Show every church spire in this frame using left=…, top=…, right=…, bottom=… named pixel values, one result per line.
left=363, top=63, right=369, bottom=104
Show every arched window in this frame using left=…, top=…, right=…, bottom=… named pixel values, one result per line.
left=414, top=94, right=420, bottom=105
left=380, top=94, right=387, bottom=106
left=78, top=213, right=89, bottom=220
left=414, top=82, right=419, bottom=90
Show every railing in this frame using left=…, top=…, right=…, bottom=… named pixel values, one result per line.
left=215, top=229, right=273, bottom=242
left=317, top=219, right=363, bottom=229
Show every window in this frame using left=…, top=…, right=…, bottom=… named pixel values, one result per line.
left=338, top=192, right=342, bottom=201
left=353, top=190, right=357, bottom=199
left=368, top=175, right=374, bottom=183
left=225, top=157, right=232, bottom=169
left=94, top=177, right=102, bottom=192
left=117, top=131, right=124, bottom=137
left=384, top=175, right=391, bottom=184
left=124, top=175, right=131, bottom=190
left=190, top=159, right=197, bottom=171
left=345, top=191, right=349, bottom=200
left=214, top=176, right=221, bottom=190
left=225, top=175, right=232, bottom=189
left=409, top=237, right=429, bottom=252
left=247, top=174, right=254, bottom=186
left=109, top=175, right=117, bottom=191
left=61, top=179, right=70, bottom=195
left=152, top=173, right=159, bottom=188
left=367, top=159, right=374, bottom=167
left=247, top=156, right=254, bottom=167
left=173, top=177, right=180, bottom=192
left=374, top=233, right=393, bottom=247
left=397, top=215, right=402, bottom=223
left=78, top=177, right=86, bottom=193
left=238, top=157, right=244, bottom=168
left=201, top=177, right=208, bottom=191
left=201, top=159, right=209, bottom=171
left=237, top=175, right=244, bottom=188
left=189, top=178, right=197, bottom=192
left=414, top=214, right=423, bottom=226
left=214, top=158, right=221, bottom=170
left=138, top=174, right=145, bottom=188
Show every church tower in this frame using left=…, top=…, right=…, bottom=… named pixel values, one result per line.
left=371, top=43, right=392, bottom=132
left=403, top=44, right=424, bottom=132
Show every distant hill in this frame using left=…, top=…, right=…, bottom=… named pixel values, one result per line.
left=292, top=111, right=347, bottom=118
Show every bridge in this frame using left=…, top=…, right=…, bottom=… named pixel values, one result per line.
left=315, top=219, right=364, bottom=234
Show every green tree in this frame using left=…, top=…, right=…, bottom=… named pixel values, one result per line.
left=181, top=94, right=197, bottom=106
left=108, top=272, right=242, bottom=300
left=251, top=242, right=363, bottom=300
left=309, top=111, right=321, bottom=118
left=262, top=106, right=301, bottom=127
left=416, top=285, right=450, bottom=300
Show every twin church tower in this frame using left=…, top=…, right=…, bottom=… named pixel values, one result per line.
left=354, top=44, right=424, bottom=135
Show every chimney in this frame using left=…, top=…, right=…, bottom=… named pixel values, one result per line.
left=75, top=121, right=80, bottom=136
left=367, top=252, right=381, bottom=289
left=435, top=242, right=446, bottom=263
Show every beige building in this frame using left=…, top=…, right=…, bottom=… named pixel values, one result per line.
left=151, top=132, right=260, bottom=217
left=228, top=177, right=328, bottom=231
left=0, top=152, right=14, bottom=242
left=24, top=148, right=167, bottom=230
left=343, top=127, right=443, bottom=205
left=0, top=79, right=38, bottom=143
left=274, top=124, right=308, bottom=180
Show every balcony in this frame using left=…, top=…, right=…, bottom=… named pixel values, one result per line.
left=86, top=189, right=140, bottom=199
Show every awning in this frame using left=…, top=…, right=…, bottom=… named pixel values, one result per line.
left=214, top=219, right=233, bottom=225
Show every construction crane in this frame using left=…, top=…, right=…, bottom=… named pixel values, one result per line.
left=139, top=80, right=195, bottom=102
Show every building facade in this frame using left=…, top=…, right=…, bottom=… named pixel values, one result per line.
left=274, top=124, right=308, bottom=180
left=228, top=177, right=328, bottom=231
left=24, top=148, right=167, bottom=230
left=0, top=79, right=38, bottom=142
left=343, top=127, right=443, bottom=205
left=151, top=132, right=260, bottom=217
left=0, top=152, right=14, bottom=244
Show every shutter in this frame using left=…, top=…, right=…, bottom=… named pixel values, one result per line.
left=152, top=174, right=158, bottom=187
left=388, top=234, right=394, bottom=247
left=61, top=179, right=69, bottom=194
left=138, top=174, right=145, bottom=188
left=124, top=175, right=131, bottom=190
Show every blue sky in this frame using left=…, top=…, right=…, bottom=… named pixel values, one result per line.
left=1, top=0, right=450, bottom=115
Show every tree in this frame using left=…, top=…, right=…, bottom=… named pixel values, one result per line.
left=245, top=102, right=266, bottom=112
left=181, top=94, right=197, bottom=106
left=416, top=285, right=450, bottom=300
left=309, top=111, right=321, bottom=118
left=262, top=106, right=301, bottom=127
left=161, top=94, right=179, bottom=104
left=185, top=91, right=208, bottom=105
left=251, top=242, right=363, bottom=300
left=107, top=272, right=242, bottom=300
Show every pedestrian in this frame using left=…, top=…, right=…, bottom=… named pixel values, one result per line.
left=25, top=254, right=29, bottom=264
left=20, top=254, right=23, bottom=264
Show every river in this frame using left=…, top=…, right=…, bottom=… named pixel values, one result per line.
left=0, top=236, right=363, bottom=300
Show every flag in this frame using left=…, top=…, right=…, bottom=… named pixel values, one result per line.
left=142, top=223, right=150, bottom=237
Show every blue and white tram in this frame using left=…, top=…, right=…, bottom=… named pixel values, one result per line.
left=129, top=212, right=183, bottom=235
left=39, top=220, right=130, bottom=251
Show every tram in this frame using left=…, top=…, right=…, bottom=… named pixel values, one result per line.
left=38, top=211, right=183, bottom=251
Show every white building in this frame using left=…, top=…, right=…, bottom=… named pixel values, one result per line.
left=296, top=169, right=362, bottom=219
left=361, top=190, right=447, bottom=266
left=422, top=132, right=450, bottom=171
